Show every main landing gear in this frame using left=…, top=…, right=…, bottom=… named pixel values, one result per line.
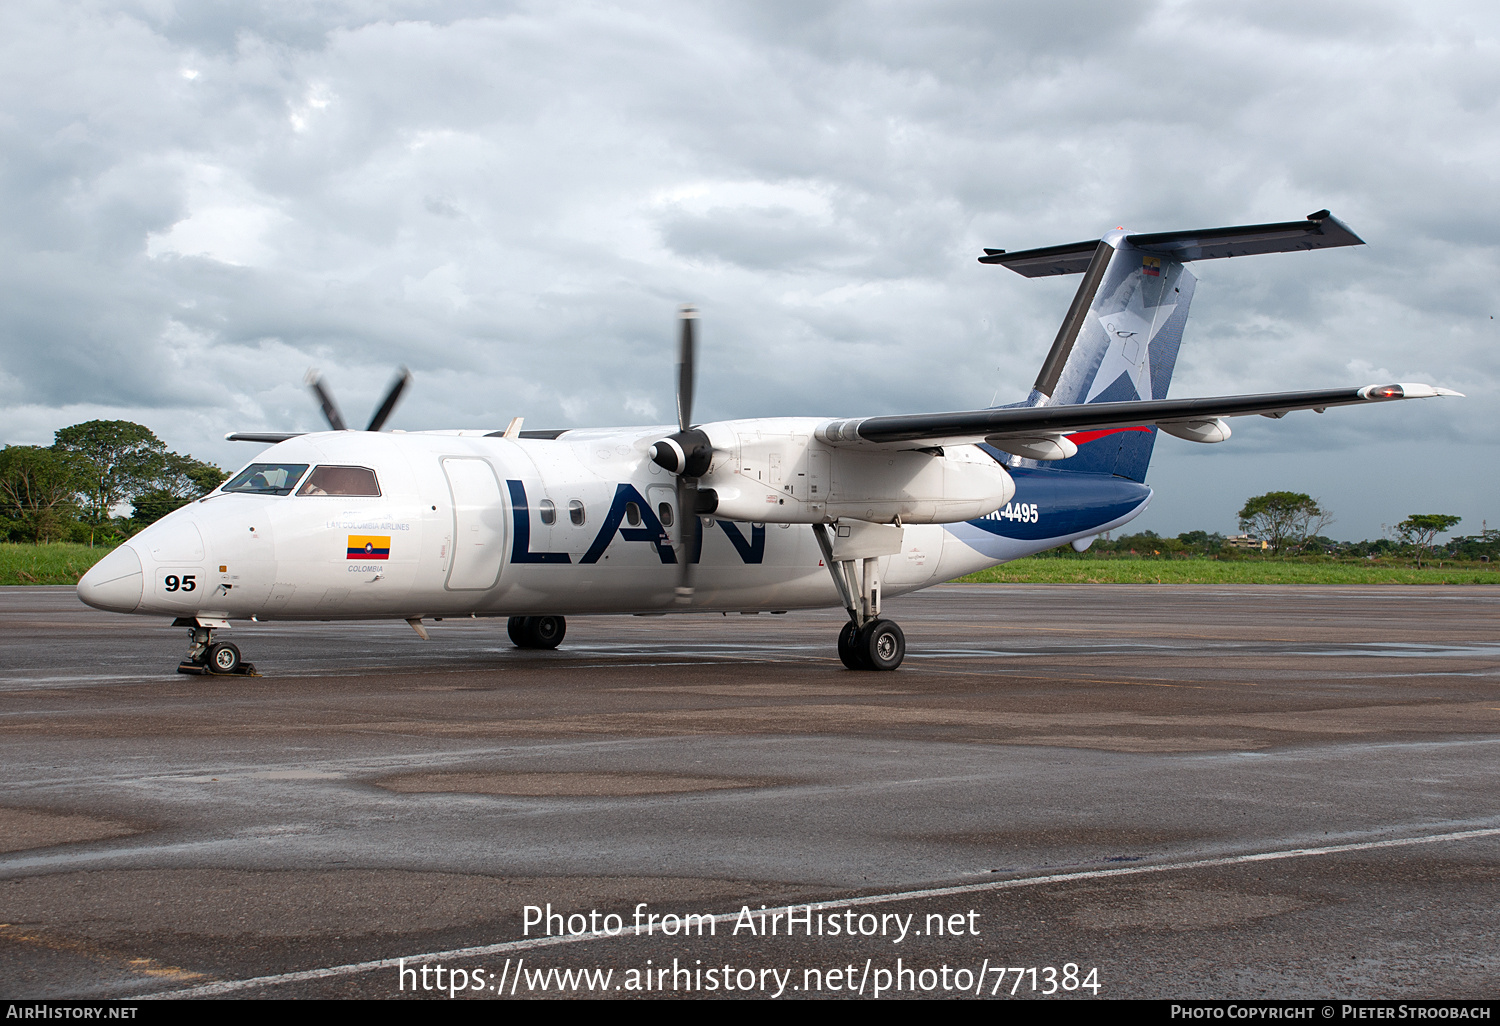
left=507, top=615, right=567, bottom=650
left=174, top=619, right=259, bottom=676
left=813, top=524, right=907, bottom=671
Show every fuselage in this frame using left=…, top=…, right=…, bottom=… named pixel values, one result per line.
left=76, top=423, right=1151, bottom=622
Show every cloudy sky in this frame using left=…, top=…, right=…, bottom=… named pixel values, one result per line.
left=2, top=0, right=1495, bottom=540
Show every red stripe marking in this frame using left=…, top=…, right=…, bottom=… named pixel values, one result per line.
left=1065, top=426, right=1152, bottom=445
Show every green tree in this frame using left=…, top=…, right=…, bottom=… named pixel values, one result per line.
left=52, top=421, right=167, bottom=524
left=0, top=446, right=90, bottom=543
left=130, top=452, right=228, bottom=525
left=1448, top=529, right=1499, bottom=562
left=1176, top=530, right=1224, bottom=554
left=1237, top=492, right=1332, bottom=554
left=1395, top=514, right=1461, bottom=568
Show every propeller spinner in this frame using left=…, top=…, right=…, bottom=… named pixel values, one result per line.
left=648, top=307, right=718, bottom=605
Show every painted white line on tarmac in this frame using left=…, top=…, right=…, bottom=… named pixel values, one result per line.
left=157, top=823, right=1500, bottom=998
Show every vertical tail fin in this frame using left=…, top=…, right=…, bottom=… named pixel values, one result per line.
left=1035, top=240, right=1196, bottom=480
left=980, top=211, right=1361, bottom=482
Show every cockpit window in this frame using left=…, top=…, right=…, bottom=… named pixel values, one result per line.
left=221, top=463, right=310, bottom=496
left=296, top=465, right=381, bottom=497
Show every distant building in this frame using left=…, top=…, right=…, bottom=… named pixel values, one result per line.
left=1225, top=534, right=1269, bottom=551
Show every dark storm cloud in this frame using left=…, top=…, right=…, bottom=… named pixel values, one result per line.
left=0, top=0, right=1495, bottom=537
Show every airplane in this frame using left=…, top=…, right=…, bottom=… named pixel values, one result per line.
left=76, top=210, right=1460, bottom=673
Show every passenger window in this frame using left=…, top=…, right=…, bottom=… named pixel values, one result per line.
left=297, top=466, right=381, bottom=497
left=538, top=499, right=556, bottom=525
left=658, top=501, right=674, bottom=528
left=568, top=500, right=586, bottom=526
left=625, top=501, right=641, bottom=527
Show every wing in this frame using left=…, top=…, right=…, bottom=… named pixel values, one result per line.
left=816, top=383, right=1462, bottom=448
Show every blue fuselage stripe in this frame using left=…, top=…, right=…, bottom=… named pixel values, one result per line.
left=966, top=466, right=1151, bottom=540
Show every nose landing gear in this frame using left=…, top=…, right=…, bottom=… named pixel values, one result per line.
left=174, top=619, right=259, bottom=676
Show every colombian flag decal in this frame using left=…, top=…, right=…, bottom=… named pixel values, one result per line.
left=347, top=535, right=391, bottom=560
left=1142, top=255, right=1161, bottom=277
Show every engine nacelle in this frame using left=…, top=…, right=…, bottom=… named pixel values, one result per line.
left=698, top=418, right=1014, bottom=525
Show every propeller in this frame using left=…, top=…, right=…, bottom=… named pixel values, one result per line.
left=305, top=367, right=412, bottom=433
left=648, top=307, right=717, bottom=605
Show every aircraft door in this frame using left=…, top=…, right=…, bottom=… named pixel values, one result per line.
left=442, top=457, right=507, bottom=590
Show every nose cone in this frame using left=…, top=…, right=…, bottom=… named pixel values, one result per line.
left=77, top=545, right=144, bottom=614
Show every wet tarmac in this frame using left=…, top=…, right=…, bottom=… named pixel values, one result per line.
left=1, top=584, right=1497, bottom=1000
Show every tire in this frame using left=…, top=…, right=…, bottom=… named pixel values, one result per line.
left=509, top=615, right=566, bottom=649
left=856, top=619, right=905, bottom=671
left=206, top=641, right=241, bottom=674
left=837, top=620, right=868, bottom=670
left=529, top=615, right=566, bottom=650
left=507, top=616, right=530, bottom=647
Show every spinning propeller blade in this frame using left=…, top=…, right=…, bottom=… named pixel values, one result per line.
left=675, top=474, right=699, bottom=605
left=677, top=306, right=696, bottom=434
left=305, top=369, right=348, bottom=431
left=645, top=305, right=718, bottom=604
left=304, top=366, right=410, bottom=432
left=674, top=306, right=698, bottom=603
left=366, top=367, right=412, bottom=432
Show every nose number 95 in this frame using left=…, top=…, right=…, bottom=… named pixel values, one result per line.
left=163, top=574, right=197, bottom=592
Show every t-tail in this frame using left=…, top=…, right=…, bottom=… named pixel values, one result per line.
left=980, top=209, right=1363, bottom=483
left=952, top=210, right=1365, bottom=562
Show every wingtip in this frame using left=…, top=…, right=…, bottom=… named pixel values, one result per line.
left=1360, top=383, right=1465, bottom=400
left=1399, top=382, right=1466, bottom=399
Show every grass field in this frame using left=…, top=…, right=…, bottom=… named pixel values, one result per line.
left=4, top=542, right=1495, bottom=588
left=957, top=556, right=1500, bottom=585
left=0, top=543, right=117, bottom=585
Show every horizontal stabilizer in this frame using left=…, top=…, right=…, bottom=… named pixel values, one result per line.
left=225, top=432, right=306, bottom=443
left=979, top=240, right=1102, bottom=277
left=817, top=383, right=1461, bottom=448
left=981, top=210, right=1364, bottom=277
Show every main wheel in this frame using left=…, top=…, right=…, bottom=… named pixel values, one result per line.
left=206, top=641, right=242, bottom=674
left=856, top=619, right=905, bottom=671
left=528, top=615, right=566, bottom=649
left=509, top=615, right=567, bottom=649
left=837, top=620, right=867, bottom=670
left=506, top=616, right=530, bottom=647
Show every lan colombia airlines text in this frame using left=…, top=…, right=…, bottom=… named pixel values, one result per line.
left=76, top=211, right=1460, bottom=673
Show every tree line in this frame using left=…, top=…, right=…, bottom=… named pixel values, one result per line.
left=1073, top=491, right=1489, bottom=565
left=0, top=421, right=227, bottom=545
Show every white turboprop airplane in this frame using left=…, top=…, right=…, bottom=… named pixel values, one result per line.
left=77, top=211, right=1459, bottom=673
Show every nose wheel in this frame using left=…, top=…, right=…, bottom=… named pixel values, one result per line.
left=175, top=622, right=259, bottom=676
left=507, top=615, right=567, bottom=650
left=206, top=642, right=243, bottom=673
